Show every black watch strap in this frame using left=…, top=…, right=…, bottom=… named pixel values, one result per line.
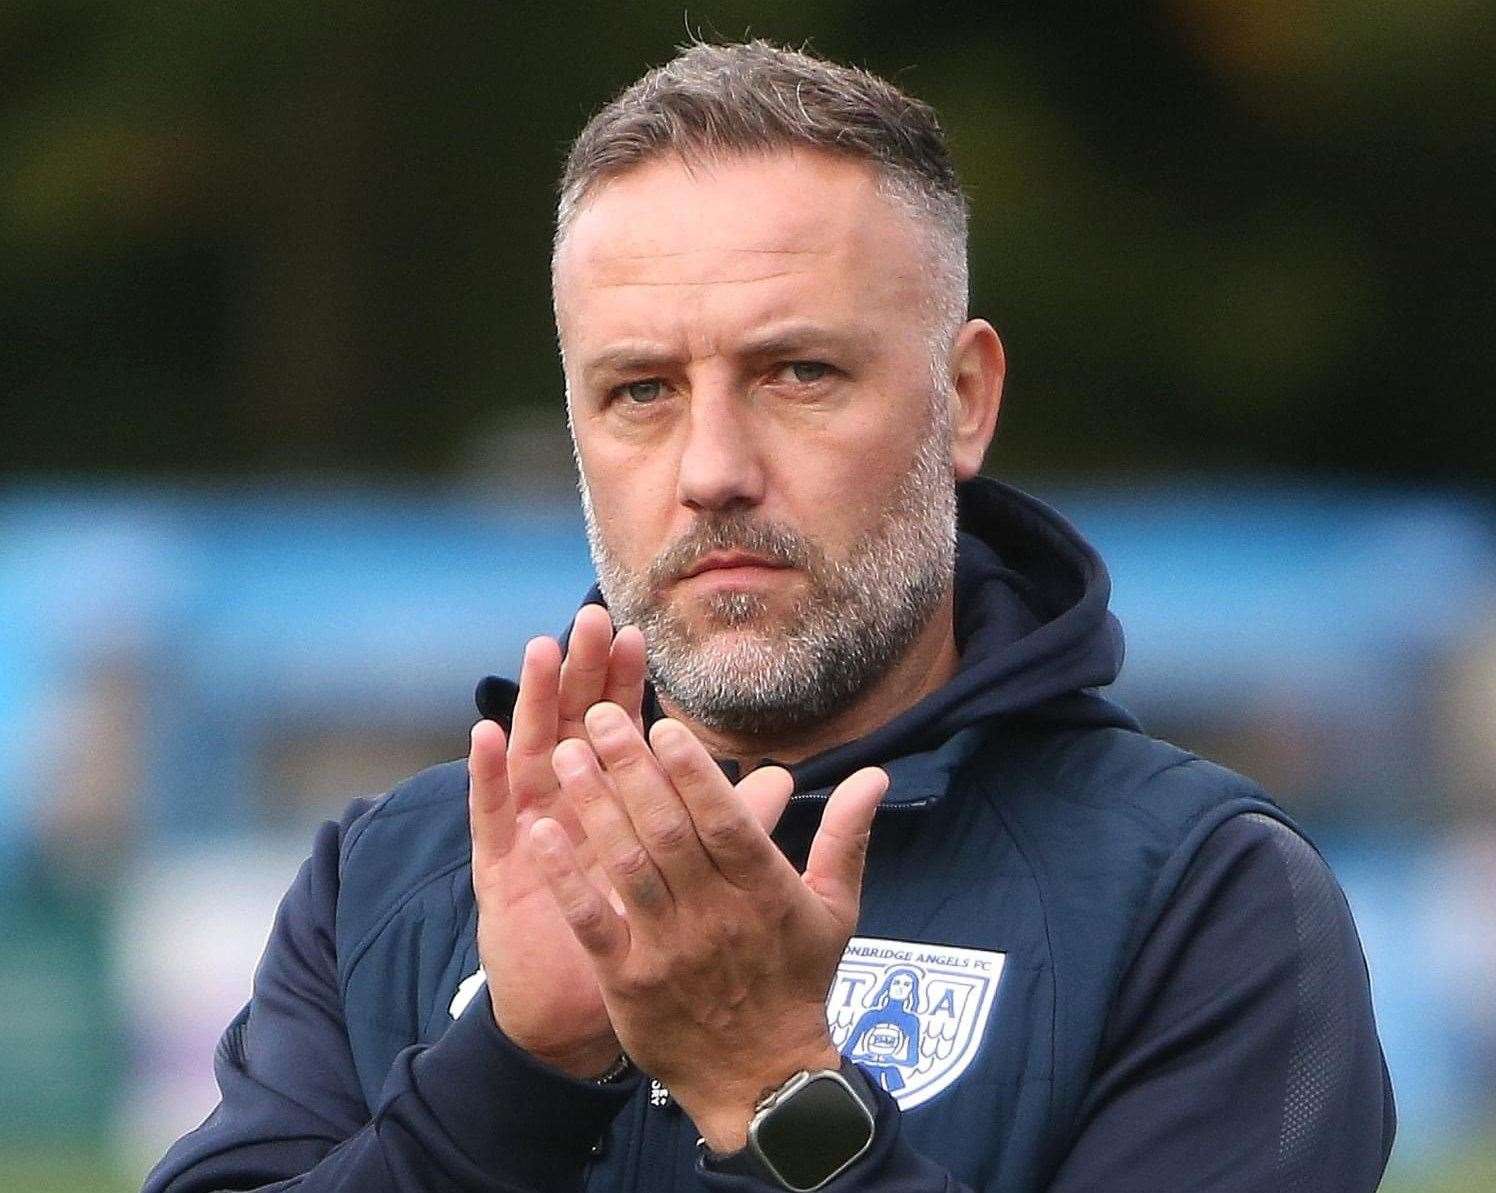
left=706, top=1058, right=878, bottom=1191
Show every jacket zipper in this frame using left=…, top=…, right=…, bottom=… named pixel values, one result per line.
left=788, top=792, right=932, bottom=809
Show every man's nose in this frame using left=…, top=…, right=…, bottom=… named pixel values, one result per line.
left=675, top=388, right=766, bottom=512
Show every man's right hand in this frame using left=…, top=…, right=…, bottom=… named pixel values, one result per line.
left=468, top=603, right=646, bottom=1078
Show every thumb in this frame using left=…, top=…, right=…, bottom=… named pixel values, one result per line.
left=803, top=767, right=888, bottom=924
left=735, top=765, right=795, bottom=835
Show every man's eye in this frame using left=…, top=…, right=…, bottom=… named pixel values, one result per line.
left=619, top=379, right=664, bottom=404
left=784, top=361, right=831, bottom=384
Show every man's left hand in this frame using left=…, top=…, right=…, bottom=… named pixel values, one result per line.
left=528, top=702, right=887, bottom=1152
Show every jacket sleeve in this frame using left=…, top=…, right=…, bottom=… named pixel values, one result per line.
left=698, top=812, right=1394, bottom=1193
left=142, top=804, right=639, bottom=1193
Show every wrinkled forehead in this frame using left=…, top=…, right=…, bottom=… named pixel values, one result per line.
left=551, top=149, right=932, bottom=331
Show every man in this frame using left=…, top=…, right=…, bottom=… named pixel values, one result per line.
left=145, top=41, right=1394, bottom=1193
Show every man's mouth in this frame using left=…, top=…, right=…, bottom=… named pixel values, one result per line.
left=678, top=550, right=790, bottom=580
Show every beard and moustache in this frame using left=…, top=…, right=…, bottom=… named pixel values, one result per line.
left=578, top=397, right=958, bottom=738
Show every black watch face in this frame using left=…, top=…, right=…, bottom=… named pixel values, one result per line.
left=756, top=1073, right=874, bottom=1191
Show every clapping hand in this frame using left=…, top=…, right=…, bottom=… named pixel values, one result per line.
left=531, top=701, right=887, bottom=1149
left=467, top=604, right=646, bottom=1077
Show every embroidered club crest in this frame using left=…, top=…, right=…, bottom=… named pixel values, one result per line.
left=827, top=936, right=1006, bottom=1110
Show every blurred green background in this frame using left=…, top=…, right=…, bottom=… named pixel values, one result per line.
left=5, top=0, right=1493, bottom=483
left=2, top=2, right=1494, bottom=1190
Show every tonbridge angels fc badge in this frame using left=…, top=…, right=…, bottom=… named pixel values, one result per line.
left=827, top=936, right=1006, bottom=1110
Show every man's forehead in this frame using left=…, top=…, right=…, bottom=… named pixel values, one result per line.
left=555, top=151, right=909, bottom=287
left=551, top=152, right=933, bottom=360
left=570, top=243, right=827, bottom=292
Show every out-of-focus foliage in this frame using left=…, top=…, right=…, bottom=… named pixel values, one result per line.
left=2, top=1, right=1493, bottom=480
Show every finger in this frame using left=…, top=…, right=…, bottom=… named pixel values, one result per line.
left=803, top=767, right=888, bottom=926
left=507, top=636, right=563, bottom=804
left=557, top=604, right=614, bottom=728
left=531, top=817, right=630, bottom=962
left=602, top=623, right=648, bottom=732
left=468, top=719, right=516, bottom=861
left=586, top=704, right=716, bottom=893
left=648, top=719, right=795, bottom=888
left=735, top=764, right=795, bottom=835
left=552, top=736, right=673, bottom=916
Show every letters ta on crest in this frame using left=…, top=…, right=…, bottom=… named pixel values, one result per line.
left=827, top=937, right=1006, bottom=1111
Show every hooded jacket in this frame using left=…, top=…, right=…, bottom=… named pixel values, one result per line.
left=144, top=478, right=1394, bottom=1193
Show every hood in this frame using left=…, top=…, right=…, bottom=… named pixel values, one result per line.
left=476, top=476, right=1138, bottom=804
left=784, top=476, right=1138, bottom=798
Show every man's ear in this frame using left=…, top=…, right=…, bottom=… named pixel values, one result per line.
left=946, top=320, right=1005, bottom=481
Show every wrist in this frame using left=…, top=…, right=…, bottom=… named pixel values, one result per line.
left=523, top=1040, right=626, bottom=1081
left=687, top=1043, right=844, bottom=1153
left=702, top=1057, right=880, bottom=1192
left=491, top=1007, right=623, bottom=1080
left=589, top=1052, right=635, bottom=1084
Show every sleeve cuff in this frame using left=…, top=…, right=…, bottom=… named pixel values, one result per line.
left=409, top=982, right=640, bottom=1175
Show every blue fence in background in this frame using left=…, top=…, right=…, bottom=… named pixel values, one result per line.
left=1, top=479, right=1492, bottom=1166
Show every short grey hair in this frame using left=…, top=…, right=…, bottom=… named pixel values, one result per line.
left=554, top=40, right=970, bottom=340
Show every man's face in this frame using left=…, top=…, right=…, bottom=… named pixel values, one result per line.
left=553, top=149, right=958, bottom=736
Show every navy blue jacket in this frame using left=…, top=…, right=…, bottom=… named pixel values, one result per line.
left=144, top=478, right=1395, bottom=1192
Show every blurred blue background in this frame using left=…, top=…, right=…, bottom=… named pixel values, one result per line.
left=2, top=3, right=1493, bottom=1190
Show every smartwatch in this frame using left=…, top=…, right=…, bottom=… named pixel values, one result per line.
left=708, top=1058, right=878, bottom=1191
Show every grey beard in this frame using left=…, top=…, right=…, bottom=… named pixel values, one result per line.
left=578, top=414, right=958, bottom=738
